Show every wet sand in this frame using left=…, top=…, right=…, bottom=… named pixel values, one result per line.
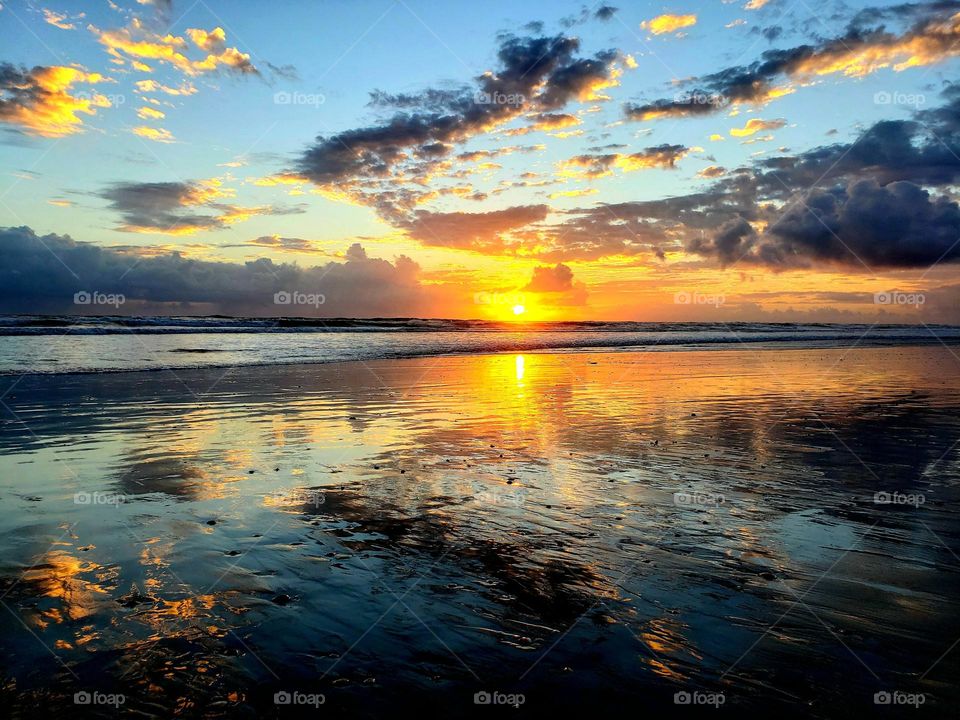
left=1, top=346, right=959, bottom=717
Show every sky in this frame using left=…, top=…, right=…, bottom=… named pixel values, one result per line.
left=1, top=0, right=960, bottom=322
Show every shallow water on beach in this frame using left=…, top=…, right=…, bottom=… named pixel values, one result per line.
left=1, top=346, right=959, bottom=717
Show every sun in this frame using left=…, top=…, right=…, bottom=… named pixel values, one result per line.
left=512, top=304, right=525, bottom=316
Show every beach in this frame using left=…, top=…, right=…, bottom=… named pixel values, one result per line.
left=1, top=344, right=959, bottom=717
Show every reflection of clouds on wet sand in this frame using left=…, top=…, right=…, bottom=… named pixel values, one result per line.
left=0, top=347, right=959, bottom=714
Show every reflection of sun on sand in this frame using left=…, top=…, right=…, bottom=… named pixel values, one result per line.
left=2, top=346, right=959, bottom=714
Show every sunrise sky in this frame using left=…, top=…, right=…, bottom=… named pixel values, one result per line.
left=1, top=0, right=960, bottom=322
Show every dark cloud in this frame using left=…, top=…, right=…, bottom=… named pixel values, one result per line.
left=235, top=235, right=322, bottom=253
left=530, top=83, right=960, bottom=268
left=847, top=1, right=960, bottom=31
left=0, top=226, right=438, bottom=316
left=264, top=62, right=300, bottom=82
left=755, top=179, right=960, bottom=268
left=294, top=33, right=621, bottom=187
left=754, top=86, right=960, bottom=193
left=100, top=180, right=305, bottom=234
left=595, top=6, right=619, bottom=21
left=752, top=25, right=784, bottom=42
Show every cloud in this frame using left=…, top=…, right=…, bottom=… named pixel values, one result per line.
left=134, top=79, right=197, bottom=95
left=744, top=0, right=770, bottom=9
left=730, top=117, right=786, bottom=137
left=0, top=226, right=439, bottom=317
left=522, top=262, right=588, bottom=304
left=90, top=18, right=258, bottom=76
left=293, top=32, right=624, bottom=194
left=625, top=4, right=960, bottom=121
left=399, top=204, right=549, bottom=253
left=100, top=179, right=304, bottom=234
left=131, top=125, right=174, bottom=142
left=691, top=179, right=960, bottom=268
left=595, top=6, right=619, bottom=21
left=558, top=144, right=692, bottom=178
left=532, top=83, right=960, bottom=266
left=43, top=9, right=83, bottom=30
left=0, top=63, right=111, bottom=137
left=641, top=13, right=698, bottom=35
left=136, top=105, right=165, bottom=120
left=697, top=165, right=727, bottom=178
left=549, top=187, right=599, bottom=199
left=529, top=112, right=581, bottom=131
left=236, top=234, right=324, bottom=254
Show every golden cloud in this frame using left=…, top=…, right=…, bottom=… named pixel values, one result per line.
left=794, top=11, right=960, bottom=77
left=549, top=188, right=599, bottom=199
left=90, top=19, right=257, bottom=77
left=641, top=13, right=697, bottom=35
left=729, top=117, right=786, bottom=137
left=134, top=79, right=197, bottom=95
left=0, top=65, right=111, bottom=137
left=696, top=165, right=727, bottom=178
left=43, top=9, right=82, bottom=30
left=531, top=113, right=581, bottom=131
left=136, top=105, right=165, bottom=120
left=559, top=145, right=693, bottom=178
left=131, top=125, right=175, bottom=143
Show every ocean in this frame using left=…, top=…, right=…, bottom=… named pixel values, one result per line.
left=1, top=316, right=958, bottom=374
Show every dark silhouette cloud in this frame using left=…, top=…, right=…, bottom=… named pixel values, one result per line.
left=0, top=227, right=438, bottom=316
